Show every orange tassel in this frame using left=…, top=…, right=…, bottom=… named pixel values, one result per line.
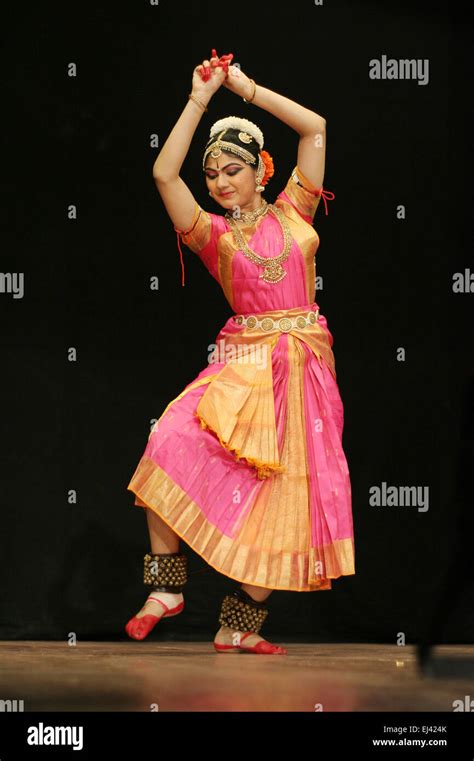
left=193, top=410, right=286, bottom=480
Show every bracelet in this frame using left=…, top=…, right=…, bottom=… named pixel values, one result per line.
left=188, top=93, right=208, bottom=112
left=243, top=79, right=256, bottom=103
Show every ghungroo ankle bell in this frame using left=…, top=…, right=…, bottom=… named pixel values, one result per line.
left=143, top=552, right=187, bottom=593
left=218, top=588, right=269, bottom=634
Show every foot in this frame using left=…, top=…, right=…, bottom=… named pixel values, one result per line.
left=125, top=592, right=184, bottom=641
left=213, top=625, right=287, bottom=654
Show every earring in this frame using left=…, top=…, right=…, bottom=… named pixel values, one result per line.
left=255, top=154, right=265, bottom=192
left=209, top=191, right=212, bottom=196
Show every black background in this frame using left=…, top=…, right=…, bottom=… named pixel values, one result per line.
left=1, top=0, right=472, bottom=643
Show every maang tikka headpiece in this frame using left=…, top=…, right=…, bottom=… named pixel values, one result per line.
left=202, top=116, right=267, bottom=191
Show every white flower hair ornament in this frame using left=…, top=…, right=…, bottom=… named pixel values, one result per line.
left=208, top=116, right=264, bottom=149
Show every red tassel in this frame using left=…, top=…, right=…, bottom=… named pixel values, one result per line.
left=173, top=207, right=202, bottom=287
left=174, top=229, right=185, bottom=287
left=315, top=187, right=335, bottom=216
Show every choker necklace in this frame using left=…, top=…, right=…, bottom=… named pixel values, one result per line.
left=225, top=199, right=269, bottom=225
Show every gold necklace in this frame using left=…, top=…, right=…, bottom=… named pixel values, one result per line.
left=225, top=203, right=292, bottom=284
left=238, top=199, right=269, bottom=224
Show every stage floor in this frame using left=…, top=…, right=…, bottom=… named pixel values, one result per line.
left=1, top=642, right=473, bottom=712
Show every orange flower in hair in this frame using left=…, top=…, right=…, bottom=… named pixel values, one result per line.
left=260, top=150, right=275, bottom=186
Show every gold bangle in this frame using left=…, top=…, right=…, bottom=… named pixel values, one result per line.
left=188, top=93, right=208, bottom=112
left=243, top=79, right=256, bottom=103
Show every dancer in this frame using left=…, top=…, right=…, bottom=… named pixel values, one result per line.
left=126, top=50, right=355, bottom=654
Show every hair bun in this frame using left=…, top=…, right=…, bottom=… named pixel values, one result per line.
left=208, top=116, right=264, bottom=149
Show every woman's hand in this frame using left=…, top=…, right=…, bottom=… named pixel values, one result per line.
left=191, top=52, right=230, bottom=99
left=222, top=64, right=254, bottom=99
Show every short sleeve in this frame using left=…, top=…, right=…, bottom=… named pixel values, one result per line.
left=174, top=201, right=223, bottom=285
left=275, top=165, right=326, bottom=224
left=176, top=202, right=211, bottom=254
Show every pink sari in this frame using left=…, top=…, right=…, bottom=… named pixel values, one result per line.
left=127, top=166, right=355, bottom=591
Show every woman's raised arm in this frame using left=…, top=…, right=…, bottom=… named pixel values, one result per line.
left=223, top=66, right=326, bottom=190
left=152, top=57, right=227, bottom=233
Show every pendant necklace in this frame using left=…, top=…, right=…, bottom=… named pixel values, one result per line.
left=225, top=203, right=292, bottom=284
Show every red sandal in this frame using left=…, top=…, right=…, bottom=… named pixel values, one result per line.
left=125, top=551, right=187, bottom=641
left=213, top=588, right=288, bottom=654
left=125, top=594, right=185, bottom=641
left=214, top=631, right=287, bottom=654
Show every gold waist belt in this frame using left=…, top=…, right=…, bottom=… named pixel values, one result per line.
left=233, top=308, right=320, bottom=332
left=194, top=304, right=335, bottom=480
